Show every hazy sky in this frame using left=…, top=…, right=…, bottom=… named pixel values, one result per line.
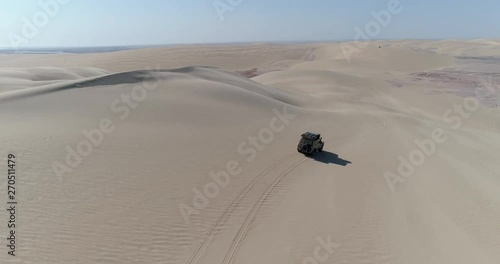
left=0, top=0, right=499, bottom=48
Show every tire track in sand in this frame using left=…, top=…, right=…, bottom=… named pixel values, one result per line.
left=221, top=158, right=309, bottom=264
left=186, top=153, right=300, bottom=264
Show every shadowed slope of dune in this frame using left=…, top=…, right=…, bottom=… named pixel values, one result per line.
left=0, top=66, right=301, bottom=108
left=0, top=67, right=109, bottom=92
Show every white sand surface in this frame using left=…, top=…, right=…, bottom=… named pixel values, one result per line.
left=0, top=40, right=499, bottom=264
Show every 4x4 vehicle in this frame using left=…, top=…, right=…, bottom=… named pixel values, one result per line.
left=297, top=132, right=324, bottom=156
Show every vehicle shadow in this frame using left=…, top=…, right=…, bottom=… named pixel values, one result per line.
left=311, top=151, right=352, bottom=166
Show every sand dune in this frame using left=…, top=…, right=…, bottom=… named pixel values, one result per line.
left=0, top=67, right=108, bottom=93
left=0, top=40, right=499, bottom=264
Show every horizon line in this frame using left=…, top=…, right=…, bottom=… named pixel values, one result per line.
left=0, top=37, right=493, bottom=50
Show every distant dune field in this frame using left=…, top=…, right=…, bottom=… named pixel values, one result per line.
left=0, top=40, right=499, bottom=264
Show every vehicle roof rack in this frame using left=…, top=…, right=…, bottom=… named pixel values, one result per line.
left=301, top=132, right=320, bottom=140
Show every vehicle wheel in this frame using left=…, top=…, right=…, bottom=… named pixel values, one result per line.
left=311, top=150, right=316, bottom=156
left=319, top=147, right=323, bottom=152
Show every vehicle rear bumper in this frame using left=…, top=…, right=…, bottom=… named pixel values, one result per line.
left=297, top=148, right=311, bottom=154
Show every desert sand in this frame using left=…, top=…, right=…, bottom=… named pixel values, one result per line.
left=0, top=40, right=499, bottom=264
